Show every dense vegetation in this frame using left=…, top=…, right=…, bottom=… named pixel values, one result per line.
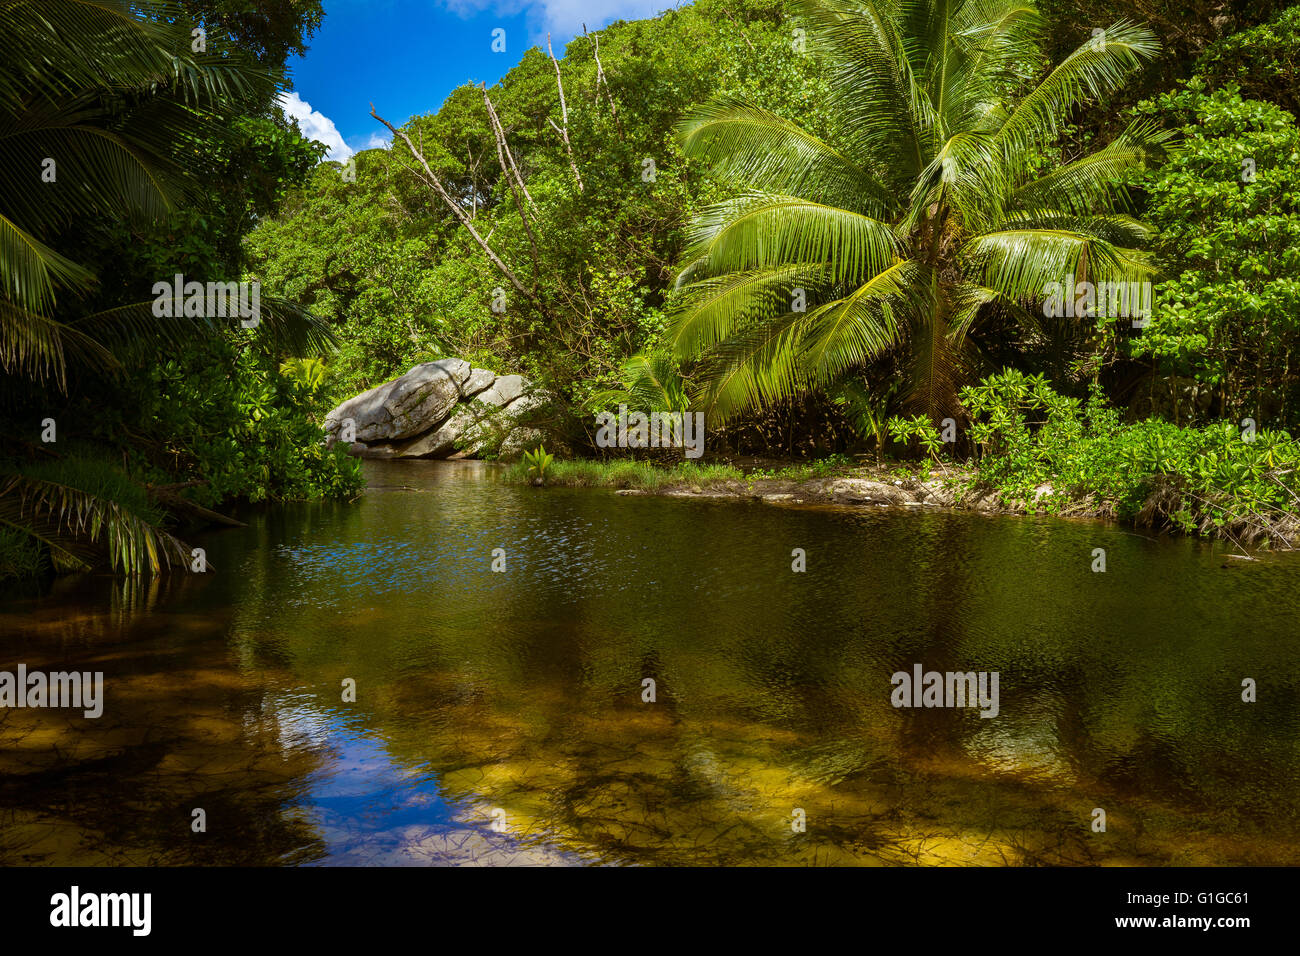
left=0, top=0, right=360, bottom=582
left=245, top=0, right=1300, bottom=547
left=4, top=0, right=1300, bottom=582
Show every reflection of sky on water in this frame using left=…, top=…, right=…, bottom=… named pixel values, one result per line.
left=273, top=694, right=584, bottom=865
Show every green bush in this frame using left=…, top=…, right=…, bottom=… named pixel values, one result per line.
left=1131, top=83, right=1300, bottom=426
left=961, top=370, right=1300, bottom=540
left=1196, top=5, right=1300, bottom=115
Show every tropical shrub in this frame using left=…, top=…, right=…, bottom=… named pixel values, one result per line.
left=961, top=370, right=1300, bottom=543
left=1130, top=83, right=1300, bottom=427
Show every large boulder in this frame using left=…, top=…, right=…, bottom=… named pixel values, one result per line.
left=391, top=403, right=486, bottom=458
left=477, top=374, right=526, bottom=407
left=498, top=426, right=547, bottom=460
left=324, top=360, right=558, bottom=461
left=325, top=359, right=471, bottom=443
left=462, top=366, right=496, bottom=397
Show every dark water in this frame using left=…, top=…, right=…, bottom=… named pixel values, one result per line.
left=3, top=460, right=1299, bottom=865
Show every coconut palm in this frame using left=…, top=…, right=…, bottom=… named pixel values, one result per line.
left=671, top=0, right=1166, bottom=424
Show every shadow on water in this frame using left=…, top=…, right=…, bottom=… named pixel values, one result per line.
left=2, top=459, right=1299, bottom=865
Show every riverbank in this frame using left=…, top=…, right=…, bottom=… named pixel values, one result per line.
left=504, top=457, right=1300, bottom=551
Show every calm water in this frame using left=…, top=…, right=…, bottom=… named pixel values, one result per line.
left=2, top=460, right=1299, bottom=865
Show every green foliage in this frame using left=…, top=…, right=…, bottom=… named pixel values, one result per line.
left=245, top=0, right=829, bottom=406
left=744, top=454, right=854, bottom=480
left=1031, top=0, right=1291, bottom=111
left=960, top=370, right=1300, bottom=542
left=587, top=350, right=691, bottom=415
left=1196, top=5, right=1300, bottom=116
left=671, top=0, right=1164, bottom=426
left=0, top=526, right=44, bottom=581
left=0, top=0, right=283, bottom=386
left=121, top=345, right=363, bottom=505
left=0, top=0, right=357, bottom=581
left=279, top=357, right=328, bottom=395
left=522, top=445, right=555, bottom=484
left=1130, top=82, right=1300, bottom=426
left=830, top=379, right=896, bottom=461
left=886, top=415, right=944, bottom=463
left=0, top=457, right=189, bottom=576
left=174, top=0, right=325, bottom=68
left=504, top=457, right=745, bottom=490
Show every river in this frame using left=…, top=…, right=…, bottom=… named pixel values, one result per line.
left=2, top=460, right=1298, bottom=865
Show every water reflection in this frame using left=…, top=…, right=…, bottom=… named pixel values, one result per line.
left=2, top=459, right=1299, bottom=865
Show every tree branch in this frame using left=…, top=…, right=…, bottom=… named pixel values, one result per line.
left=547, top=33, right=584, bottom=192
left=584, top=24, right=625, bottom=141
left=370, top=105, right=550, bottom=318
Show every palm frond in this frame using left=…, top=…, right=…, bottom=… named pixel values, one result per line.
left=588, top=350, right=691, bottom=413
left=961, top=227, right=1148, bottom=302
left=800, top=258, right=919, bottom=380
left=695, top=311, right=811, bottom=422
left=0, top=467, right=191, bottom=576
left=0, top=297, right=114, bottom=387
left=677, top=99, right=890, bottom=215
left=996, top=20, right=1159, bottom=157
left=672, top=262, right=832, bottom=357
left=1008, top=119, right=1173, bottom=214
left=682, top=193, right=900, bottom=285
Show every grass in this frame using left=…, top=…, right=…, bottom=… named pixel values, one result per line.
left=503, top=458, right=746, bottom=490
left=501, top=454, right=866, bottom=490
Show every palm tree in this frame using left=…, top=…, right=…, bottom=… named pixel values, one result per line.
left=671, top=0, right=1165, bottom=425
left=0, top=0, right=328, bottom=575
left=588, top=350, right=692, bottom=415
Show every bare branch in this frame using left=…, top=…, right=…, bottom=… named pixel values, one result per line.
left=480, top=85, right=543, bottom=275
left=370, top=105, right=548, bottom=317
left=547, top=32, right=584, bottom=192
left=584, top=23, right=625, bottom=141
left=481, top=85, right=537, bottom=212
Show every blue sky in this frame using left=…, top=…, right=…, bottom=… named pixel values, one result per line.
left=280, top=0, right=674, bottom=161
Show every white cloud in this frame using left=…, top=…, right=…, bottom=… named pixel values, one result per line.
left=361, top=131, right=392, bottom=150
left=278, top=90, right=353, bottom=164
left=441, top=0, right=674, bottom=45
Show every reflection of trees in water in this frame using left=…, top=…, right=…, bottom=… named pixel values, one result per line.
left=334, top=642, right=1300, bottom=865
left=7, top=488, right=1300, bottom=865
left=0, top=602, right=329, bottom=866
